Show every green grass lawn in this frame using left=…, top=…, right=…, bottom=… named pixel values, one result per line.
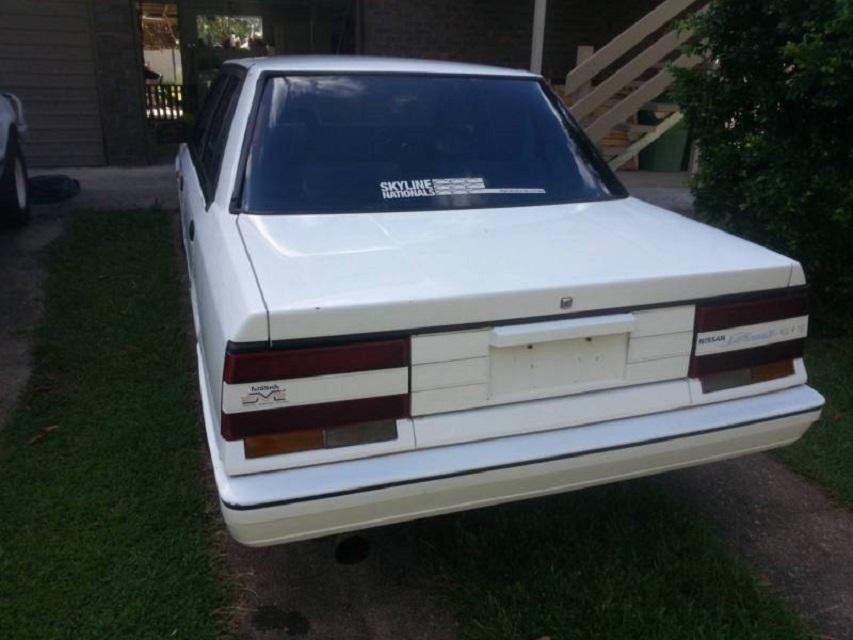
left=0, top=210, right=225, bottom=639
left=777, top=332, right=853, bottom=509
left=422, top=482, right=809, bottom=640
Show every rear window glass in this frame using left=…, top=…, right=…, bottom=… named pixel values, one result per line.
left=240, top=75, right=624, bottom=214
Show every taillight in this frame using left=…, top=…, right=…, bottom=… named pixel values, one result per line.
left=690, top=289, right=808, bottom=392
left=221, top=339, right=410, bottom=456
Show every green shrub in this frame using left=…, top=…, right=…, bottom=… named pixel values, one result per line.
left=672, top=0, right=853, bottom=326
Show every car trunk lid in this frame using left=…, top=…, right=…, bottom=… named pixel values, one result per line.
left=238, top=197, right=798, bottom=343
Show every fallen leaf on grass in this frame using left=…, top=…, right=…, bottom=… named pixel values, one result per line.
left=27, top=425, right=60, bottom=445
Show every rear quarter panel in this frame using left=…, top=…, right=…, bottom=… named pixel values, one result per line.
left=179, top=148, right=267, bottom=460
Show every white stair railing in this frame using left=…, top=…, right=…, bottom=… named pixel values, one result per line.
left=570, top=28, right=693, bottom=122
left=584, top=52, right=701, bottom=143
left=608, top=111, right=684, bottom=169
left=566, top=0, right=697, bottom=94
left=563, top=0, right=707, bottom=169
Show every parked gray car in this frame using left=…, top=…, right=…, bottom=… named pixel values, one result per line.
left=0, top=93, right=29, bottom=225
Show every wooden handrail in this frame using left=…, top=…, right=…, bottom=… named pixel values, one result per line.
left=585, top=53, right=701, bottom=142
left=608, top=111, right=684, bottom=169
left=565, top=0, right=698, bottom=95
left=570, top=26, right=693, bottom=120
left=145, top=83, right=185, bottom=122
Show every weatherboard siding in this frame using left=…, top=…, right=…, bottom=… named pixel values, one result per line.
left=0, top=0, right=106, bottom=166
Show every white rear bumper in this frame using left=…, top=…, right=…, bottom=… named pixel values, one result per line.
left=202, top=382, right=824, bottom=546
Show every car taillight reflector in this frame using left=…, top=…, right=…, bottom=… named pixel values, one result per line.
left=221, top=395, right=409, bottom=440
left=221, top=338, right=410, bottom=442
left=690, top=289, right=807, bottom=384
left=244, top=420, right=398, bottom=459
left=699, top=359, right=796, bottom=393
left=690, top=339, right=804, bottom=377
left=223, top=339, right=409, bottom=384
left=244, top=428, right=326, bottom=458
left=693, top=290, right=807, bottom=333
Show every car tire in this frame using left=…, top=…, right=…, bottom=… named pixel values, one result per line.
left=0, top=132, right=31, bottom=227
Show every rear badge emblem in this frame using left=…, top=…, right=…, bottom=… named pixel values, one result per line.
left=241, top=383, right=287, bottom=405
left=560, top=296, right=573, bottom=309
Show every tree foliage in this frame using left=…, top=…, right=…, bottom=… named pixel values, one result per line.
left=672, top=0, right=853, bottom=320
left=196, top=15, right=262, bottom=48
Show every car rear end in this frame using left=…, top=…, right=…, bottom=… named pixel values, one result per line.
left=198, top=58, right=823, bottom=545
left=206, top=285, right=820, bottom=546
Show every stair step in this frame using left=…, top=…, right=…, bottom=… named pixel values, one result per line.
left=627, top=123, right=657, bottom=133
left=614, top=122, right=655, bottom=135
left=598, top=144, right=630, bottom=157
left=641, top=101, right=679, bottom=113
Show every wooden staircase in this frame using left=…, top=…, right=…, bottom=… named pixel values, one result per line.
left=558, top=0, right=706, bottom=170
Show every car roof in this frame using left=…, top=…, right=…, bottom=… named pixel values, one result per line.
left=224, top=55, right=538, bottom=78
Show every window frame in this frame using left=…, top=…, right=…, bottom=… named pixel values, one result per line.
left=228, top=71, right=628, bottom=215
left=188, top=65, right=246, bottom=207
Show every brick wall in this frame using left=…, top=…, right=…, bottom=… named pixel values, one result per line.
left=90, top=0, right=149, bottom=164
left=361, top=0, right=534, bottom=69
left=361, top=0, right=664, bottom=82
left=543, top=0, right=664, bottom=83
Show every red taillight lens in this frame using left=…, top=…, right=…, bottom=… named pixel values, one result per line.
left=693, top=290, right=807, bottom=334
left=221, top=338, right=410, bottom=442
left=223, top=339, right=409, bottom=383
left=690, top=289, right=808, bottom=385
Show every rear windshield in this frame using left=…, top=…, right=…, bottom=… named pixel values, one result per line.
left=240, top=74, right=625, bottom=214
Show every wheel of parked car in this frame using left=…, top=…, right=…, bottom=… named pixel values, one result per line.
left=0, top=131, right=30, bottom=226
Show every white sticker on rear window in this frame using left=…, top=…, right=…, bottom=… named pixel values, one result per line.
left=379, top=178, right=545, bottom=200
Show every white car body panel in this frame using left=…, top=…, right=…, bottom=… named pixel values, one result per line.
left=177, top=145, right=267, bottom=419
left=238, top=198, right=800, bottom=340
left=178, top=56, right=824, bottom=545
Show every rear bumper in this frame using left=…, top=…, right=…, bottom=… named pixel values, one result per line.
left=203, top=383, right=823, bottom=546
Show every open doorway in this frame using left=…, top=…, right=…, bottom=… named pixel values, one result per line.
left=136, top=1, right=357, bottom=149
left=138, top=2, right=185, bottom=150
left=180, top=0, right=357, bottom=112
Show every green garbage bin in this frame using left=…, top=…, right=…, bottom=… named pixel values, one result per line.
left=638, top=120, right=689, bottom=172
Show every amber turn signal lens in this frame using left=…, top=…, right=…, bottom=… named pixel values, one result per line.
left=243, top=420, right=399, bottom=459
left=700, top=359, right=795, bottom=393
left=750, top=359, right=795, bottom=383
left=244, top=429, right=325, bottom=459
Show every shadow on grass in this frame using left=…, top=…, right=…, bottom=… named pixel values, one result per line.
left=416, top=480, right=808, bottom=640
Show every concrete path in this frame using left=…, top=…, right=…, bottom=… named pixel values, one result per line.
left=0, top=202, right=63, bottom=424
left=31, top=164, right=178, bottom=211
left=0, top=164, right=176, bottom=427
left=618, top=170, right=695, bottom=215
left=659, top=456, right=853, bottom=640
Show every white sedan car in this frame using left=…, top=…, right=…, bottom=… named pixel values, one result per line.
left=177, top=56, right=824, bottom=546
